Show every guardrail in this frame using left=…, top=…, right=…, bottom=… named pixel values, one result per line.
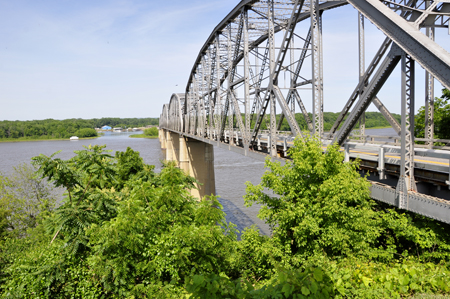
left=343, top=142, right=450, bottom=186
left=349, top=135, right=450, bottom=150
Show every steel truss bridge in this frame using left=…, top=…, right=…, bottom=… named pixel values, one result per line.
left=159, top=0, right=450, bottom=224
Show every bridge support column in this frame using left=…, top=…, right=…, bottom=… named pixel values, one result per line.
left=178, top=135, right=190, bottom=174
left=159, top=129, right=167, bottom=150
left=161, top=131, right=216, bottom=200
left=184, top=138, right=216, bottom=200
left=165, top=131, right=175, bottom=161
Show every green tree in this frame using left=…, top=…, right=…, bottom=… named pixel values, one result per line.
left=1, top=146, right=237, bottom=298
left=0, top=176, right=13, bottom=242
left=244, top=136, right=450, bottom=264
left=0, top=164, right=58, bottom=290
left=245, top=136, right=381, bottom=262
left=415, top=88, right=450, bottom=140
left=0, top=164, right=57, bottom=239
left=74, top=128, right=98, bottom=138
left=144, top=127, right=159, bottom=136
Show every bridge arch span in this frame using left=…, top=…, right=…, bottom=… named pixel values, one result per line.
left=166, top=93, right=184, bottom=132
left=160, top=0, right=450, bottom=223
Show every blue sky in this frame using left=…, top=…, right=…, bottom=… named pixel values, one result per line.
left=0, top=1, right=449, bottom=121
left=0, top=0, right=237, bottom=120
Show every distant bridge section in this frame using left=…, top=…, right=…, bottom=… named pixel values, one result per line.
left=160, top=0, right=450, bottom=224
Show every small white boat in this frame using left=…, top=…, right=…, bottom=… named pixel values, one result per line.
left=70, top=136, right=79, bottom=140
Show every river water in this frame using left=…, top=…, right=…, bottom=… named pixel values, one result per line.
left=0, top=128, right=397, bottom=236
left=0, top=131, right=270, bottom=235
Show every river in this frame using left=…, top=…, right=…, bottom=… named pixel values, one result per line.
left=0, top=127, right=397, bottom=236
left=0, top=131, right=270, bottom=235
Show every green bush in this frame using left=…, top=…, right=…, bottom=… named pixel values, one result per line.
left=0, top=146, right=237, bottom=297
left=144, top=127, right=158, bottom=136
left=74, top=128, right=98, bottom=138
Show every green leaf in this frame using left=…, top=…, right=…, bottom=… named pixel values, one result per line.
left=313, top=268, right=323, bottom=282
left=361, top=276, right=371, bottom=287
left=282, top=283, right=292, bottom=297
left=310, top=280, right=318, bottom=294
left=301, top=286, right=310, bottom=296
left=193, top=275, right=204, bottom=286
left=399, top=275, right=409, bottom=286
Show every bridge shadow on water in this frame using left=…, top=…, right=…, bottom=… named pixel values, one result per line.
left=218, top=197, right=271, bottom=239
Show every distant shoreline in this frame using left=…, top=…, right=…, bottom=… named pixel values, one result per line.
left=0, top=126, right=394, bottom=143
left=129, top=134, right=158, bottom=139
left=0, top=136, right=99, bottom=143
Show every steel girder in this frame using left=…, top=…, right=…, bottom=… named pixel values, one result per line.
left=332, top=45, right=403, bottom=146
left=397, top=52, right=418, bottom=209
left=347, top=0, right=450, bottom=90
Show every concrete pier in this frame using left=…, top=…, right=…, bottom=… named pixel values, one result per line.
left=159, top=129, right=215, bottom=200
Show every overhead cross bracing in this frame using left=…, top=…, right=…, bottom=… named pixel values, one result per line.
left=160, top=0, right=450, bottom=224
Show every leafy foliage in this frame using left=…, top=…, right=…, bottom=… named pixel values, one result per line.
left=186, top=266, right=334, bottom=299
left=415, top=88, right=450, bottom=140
left=1, top=146, right=237, bottom=298
left=144, top=127, right=159, bottom=136
left=74, top=128, right=98, bottom=138
left=245, top=136, right=450, bottom=264
left=245, top=136, right=380, bottom=261
left=0, top=163, right=57, bottom=239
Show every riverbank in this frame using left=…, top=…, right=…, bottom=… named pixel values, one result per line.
left=0, top=136, right=99, bottom=143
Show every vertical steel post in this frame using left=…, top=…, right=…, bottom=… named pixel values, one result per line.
left=397, top=51, right=417, bottom=209
left=227, top=25, right=234, bottom=145
left=378, top=146, right=385, bottom=180
left=310, top=0, right=323, bottom=139
left=186, top=88, right=191, bottom=134
left=290, top=36, right=296, bottom=114
left=193, top=77, right=199, bottom=135
left=243, top=8, right=250, bottom=151
left=200, top=59, right=206, bottom=137
left=425, top=0, right=435, bottom=148
left=215, top=33, right=222, bottom=142
left=358, top=12, right=366, bottom=140
left=190, top=87, right=195, bottom=135
left=268, top=0, right=277, bottom=156
left=207, top=48, right=214, bottom=140
left=189, top=86, right=193, bottom=134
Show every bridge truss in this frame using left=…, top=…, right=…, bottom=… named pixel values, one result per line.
left=160, top=0, right=450, bottom=223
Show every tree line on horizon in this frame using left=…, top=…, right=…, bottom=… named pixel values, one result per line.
left=0, top=118, right=159, bottom=140
left=271, top=111, right=401, bottom=132
left=2, top=87, right=450, bottom=141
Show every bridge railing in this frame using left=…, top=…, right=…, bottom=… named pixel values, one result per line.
left=343, top=141, right=450, bottom=186
left=349, top=135, right=450, bottom=150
